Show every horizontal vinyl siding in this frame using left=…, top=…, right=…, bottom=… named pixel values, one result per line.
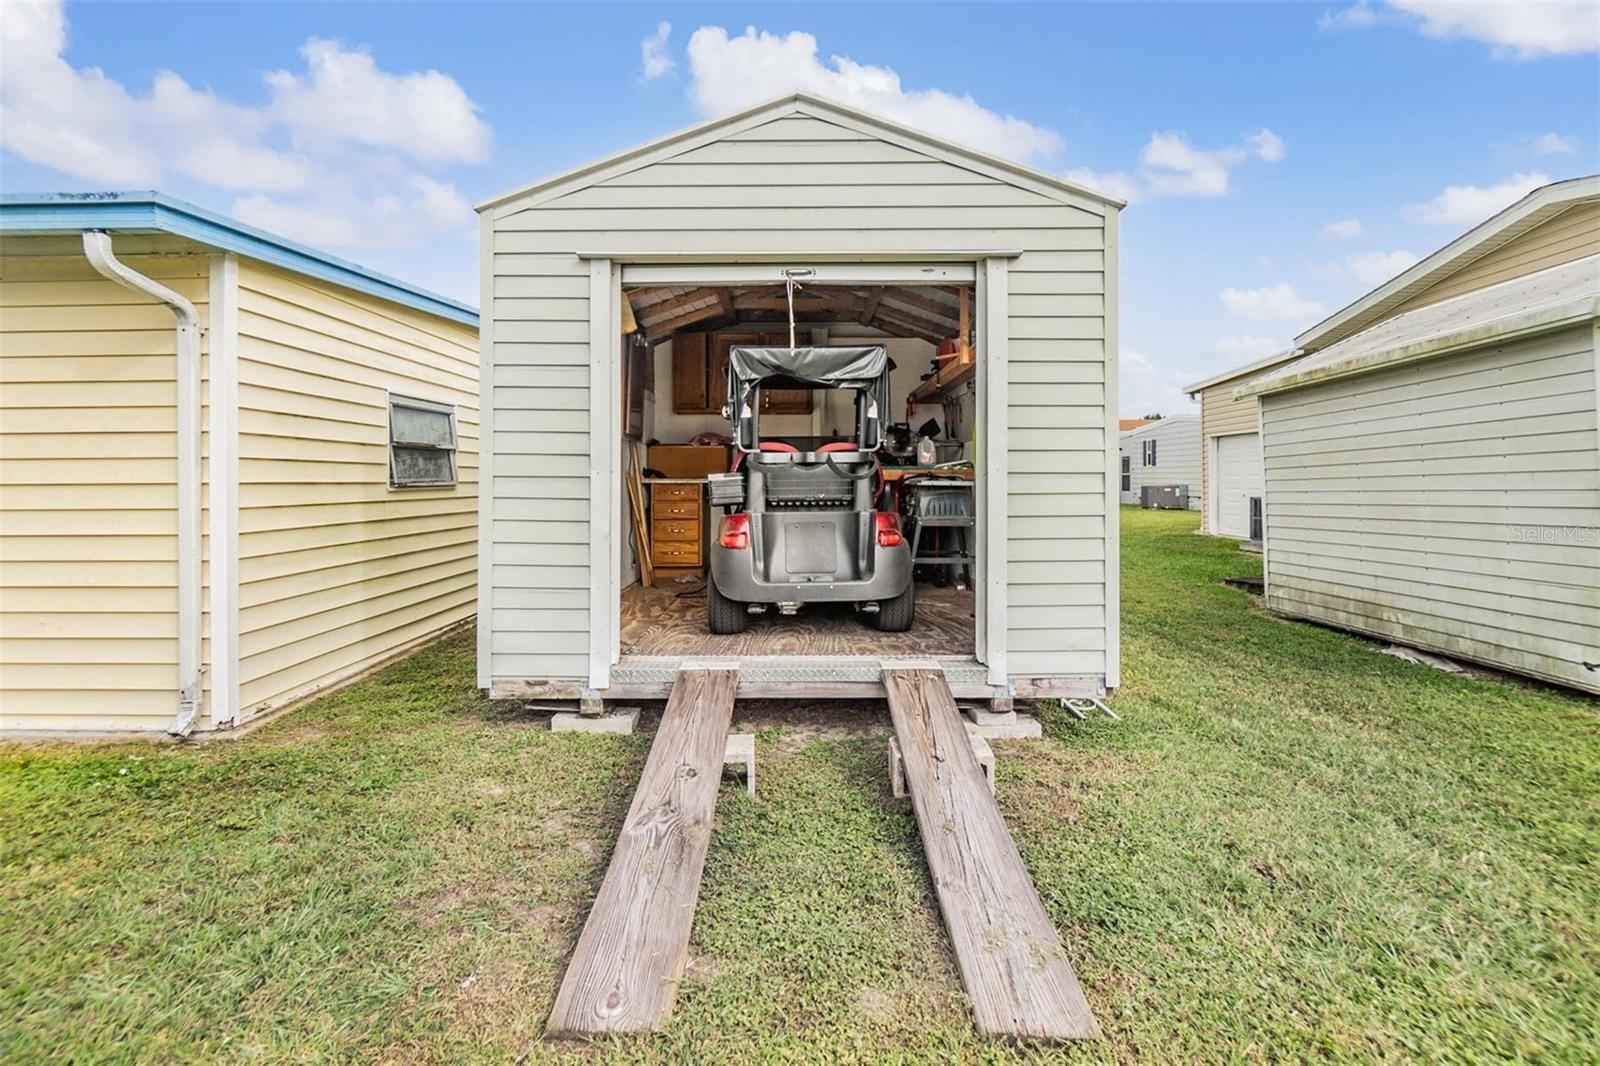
left=1006, top=246, right=1109, bottom=676
left=234, top=262, right=478, bottom=720
left=1119, top=418, right=1201, bottom=507
left=1261, top=325, right=1600, bottom=694
left=0, top=248, right=206, bottom=732
left=481, top=249, right=591, bottom=683
left=487, top=111, right=1111, bottom=686
left=1392, top=201, right=1600, bottom=316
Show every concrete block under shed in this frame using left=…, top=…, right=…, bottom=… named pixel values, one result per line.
left=960, top=709, right=1043, bottom=740
left=550, top=706, right=640, bottom=735
left=724, top=732, right=755, bottom=796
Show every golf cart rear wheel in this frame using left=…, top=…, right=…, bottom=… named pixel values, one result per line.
left=707, top=577, right=748, bottom=634
left=873, top=582, right=915, bottom=632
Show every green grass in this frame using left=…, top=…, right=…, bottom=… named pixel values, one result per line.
left=3, top=507, right=1595, bottom=1063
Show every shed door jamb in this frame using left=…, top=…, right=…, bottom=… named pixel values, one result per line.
left=593, top=259, right=1004, bottom=687
left=978, top=257, right=1008, bottom=687
left=588, top=258, right=617, bottom=690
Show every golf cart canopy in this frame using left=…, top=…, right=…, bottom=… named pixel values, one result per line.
left=725, top=345, right=891, bottom=452
left=727, top=345, right=888, bottom=391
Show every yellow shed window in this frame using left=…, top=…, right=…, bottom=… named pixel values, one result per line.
left=389, top=394, right=457, bottom=488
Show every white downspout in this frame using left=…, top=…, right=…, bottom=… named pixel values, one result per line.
left=82, top=231, right=205, bottom=736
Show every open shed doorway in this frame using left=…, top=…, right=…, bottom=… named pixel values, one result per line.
left=615, top=277, right=980, bottom=661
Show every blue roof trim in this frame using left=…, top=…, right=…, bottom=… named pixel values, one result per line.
left=0, top=192, right=477, bottom=327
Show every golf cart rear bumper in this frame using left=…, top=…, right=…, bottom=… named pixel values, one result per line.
left=711, top=545, right=912, bottom=603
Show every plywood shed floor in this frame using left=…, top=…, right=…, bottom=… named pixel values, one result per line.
left=619, top=582, right=975, bottom=657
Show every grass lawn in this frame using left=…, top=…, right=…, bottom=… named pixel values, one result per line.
left=3, top=507, right=1596, bottom=1063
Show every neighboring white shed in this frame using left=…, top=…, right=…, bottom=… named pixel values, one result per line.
left=1117, top=415, right=1200, bottom=508
left=1183, top=350, right=1302, bottom=538
left=1240, top=174, right=1600, bottom=695
left=475, top=93, right=1124, bottom=702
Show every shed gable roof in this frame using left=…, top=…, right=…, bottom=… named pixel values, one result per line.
left=1182, top=349, right=1301, bottom=397
left=1241, top=253, right=1600, bottom=398
left=478, top=93, right=1122, bottom=217
left=1294, top=173, right=1599, bottom=352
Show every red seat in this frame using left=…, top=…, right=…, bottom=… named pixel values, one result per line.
left=730, top=440, right=798, bottom=472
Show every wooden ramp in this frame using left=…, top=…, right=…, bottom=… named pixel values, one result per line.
left=882, top=662, right=1101, bottom=1042
left=547, top=664, right=738, bottom=1037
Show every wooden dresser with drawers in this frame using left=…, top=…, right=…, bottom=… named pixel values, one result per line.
left=649, top=480, right=705, bottom=575
left=644, top=444, right=729, bottom=580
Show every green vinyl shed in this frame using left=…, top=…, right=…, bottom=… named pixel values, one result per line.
left=474, top=93, right=1124, bottom=704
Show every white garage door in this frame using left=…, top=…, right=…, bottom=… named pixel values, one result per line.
left=1215, top=432, right=1262, bottom=539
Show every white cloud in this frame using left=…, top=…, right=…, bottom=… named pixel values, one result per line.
left=1119, top=349, right=1198, bottom=419
left=1390, top=0, right=1599, bottom=59
left=1342, top=249, right=1421, bottom=285
left=1220, top=283, right=1326, bottom=323
left=1141, top=129, right=1284, bottom=197
left=1321, top=1, right=1599, bottom=59
left=1319, top=1, right=1384, bottom=30
left=640, top=22, right=675, bottom=80
left=1406, top=171, right=1548, bottom=226
left=265, top=39, right=490, bottom=163
left=683, top=25, right=1062, bottom=162
left=0, top=1, right=307, bottom=188
left=233, top=176, right=472, bottom=250
left=1321, top=218, right=1363, bottom=238
left=1248, top=129, right=1286, bottom=163
left=1067, top=128, right=1285, bottom=204
left=1062, top=167, right=1141, bottom=204
left=1211, top=334, right=1286, bottom=362
left=1531, top=132, right=1576, bottom=156
left=0, top=1, right=484, bottom=250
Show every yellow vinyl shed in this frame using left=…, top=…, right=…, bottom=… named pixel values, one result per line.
left=1, top=193, right=479, bottom=736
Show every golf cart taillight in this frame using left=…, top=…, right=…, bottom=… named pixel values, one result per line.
left=875, top=512, right=904, bottom=548
left=719, top=514, right=751, bottom=550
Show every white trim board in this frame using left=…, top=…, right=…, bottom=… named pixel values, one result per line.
left=1102, top=210, right=1121, bottom=690
left=980, top=257, right=1008, bottom=687
left=621, top=262, right=980, bottom=285
left=590, top=256, right=1003, bottom=688
left=476, top=212, right=496, bottom=690
left=207, top=254, right=241, bottom=727
left=587, top=258, right=615, bottom=690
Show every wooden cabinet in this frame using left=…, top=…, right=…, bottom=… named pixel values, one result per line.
left=672, top=332, right=711, bottom=413
left=672, top=330, right=812, bottom=415
left=649, top=481, right=705, bottom=575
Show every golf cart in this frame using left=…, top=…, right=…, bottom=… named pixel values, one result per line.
left=705, top=343, right=914, bottom=634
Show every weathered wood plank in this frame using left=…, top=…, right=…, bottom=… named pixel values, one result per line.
left=546, top=665, right=739, bottom=1036
left=883, top=663, right=1100, bottom=1042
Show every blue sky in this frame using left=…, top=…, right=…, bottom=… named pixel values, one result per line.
left=3, top=1, right=1596, bottom=415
